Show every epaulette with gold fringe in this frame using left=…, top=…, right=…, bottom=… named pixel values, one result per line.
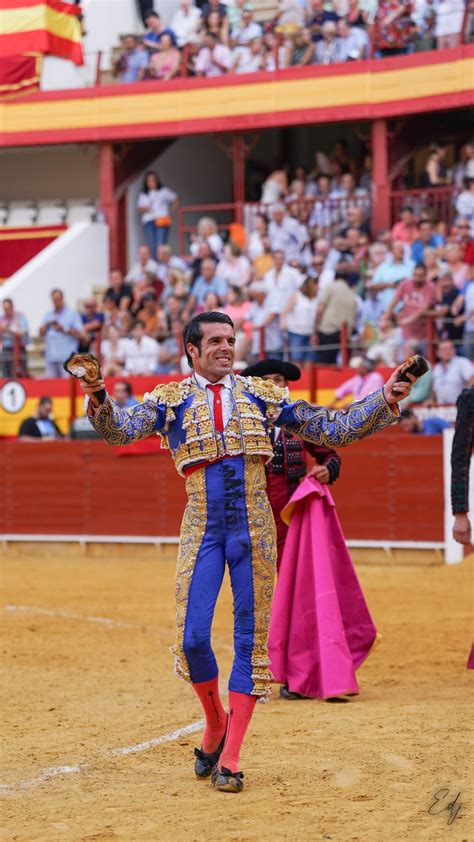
left=146, top=378, right=192, bottom=407
left=237, top=375, right=289, bottom=404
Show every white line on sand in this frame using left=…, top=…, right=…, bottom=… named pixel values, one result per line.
left=0, top=721, right=204, bottom=794
left=4, top=605, right=140, bottom=630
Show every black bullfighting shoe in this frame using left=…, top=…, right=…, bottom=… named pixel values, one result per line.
left=194, top=731, right=226, bottom=779
left=211, top=765, right=244, bottom=793
left=280, top=684, right=304, bottom=700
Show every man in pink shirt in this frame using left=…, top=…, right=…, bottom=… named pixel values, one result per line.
left=382, top=264, right=437, bottom=347
left=391, top=206, right=417, bottom=244
left=332, top=358, right=384, bottom=406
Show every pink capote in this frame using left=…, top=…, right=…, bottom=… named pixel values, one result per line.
left=268, top=476, right=378, bottom=699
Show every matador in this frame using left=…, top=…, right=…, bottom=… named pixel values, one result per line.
left=78, top=311, right=414, bottom=793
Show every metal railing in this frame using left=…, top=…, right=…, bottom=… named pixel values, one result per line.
left=390, top=186, right=459, bottom=229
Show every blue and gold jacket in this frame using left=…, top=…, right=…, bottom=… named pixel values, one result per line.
left=89, top=374, right=398, bottom=476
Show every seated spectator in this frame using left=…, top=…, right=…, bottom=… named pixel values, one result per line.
left=102, top=296, right=132, bottom=337
left=435, top=0, right=464, bottom=50
left=248, top=213, right=268, bottom=260
left=332, top=357, right=384, bottom=405
left=78, top=297, right=104, bottom=354
left=314, top=273, right=358, bottom=364
left=142, top=11, right=177, bottom=50
left=217, top=241, right=252, bottom=287
left=455, top=178, right=474, bottom=238
left=346, top=0, right=367, bottom=27
left=391, top=206, right=417, bottom=244
left=170, top=0, right=203, bottom=47
left=231, top=4, right=262, bottom=44
left=101, top=325, right=129, bottom=376
left=113, top=35, right=148, bottom=83
left=0, top=297, right=29, bottom=378
left=413, top=0, right=436, bottom=51
left=104, top=268, right=133, bottom=309
left=399, top=409, right=451, bottom=435
left=126, top=244, right=158, bottom=284
left=314, top=20, right=346, bottom=64
left=337, top=17, right=369, bottom=58
left=423, top=247, right=444, bottom=283
left=286, top=27, right=314, bottom=65
left=308, top=175, right=338, bottom=234
left=307, top=0, right=339, bottom=42
left=247, top=281, right=284, bottom=360
left=136, top=291, right=168, bottom=339
left=201, top=290, right=224, bottom=313
left=411, top=220, right=445, bottom=264
left=156, top=244, right=187, bottom=289
left=460, top=278, right=474, bottom=360
left=131, top=271, right=162, bottom=315
left=149, top=33, right=181, bottom=80
left=275, top=0, right=306, bottom=33
left=195, top=31, right=233, bottom=76
left=369, top=241, right=414, bottom=309
left=18, top=396, right=63, bottom=440
left=204, top=10, right=230, bottom=44
left=252, top=234, right=274, bottom=279
left=432, top=339, right=473, bottom=404
left=123, top=320, right=160, bottom=375
left=164, top=292, right=185, bottom=321
left=156, top=319, right=183, bottom=374
left=263, top=31, right=288, bottom=70
left=232, top=37, right=265, bottom=73
left=444, top=243, right=471, bottom=291
left=375, top=0, right=414, bottom=57
left=201, top=0, right=228, bottom=19
left=268, top=203, right=307, bottom=261
left=433, top=272, right=464, bottom=345
left=185, top=257, right=228, bottom=316
left=39, top=289, right=83, bottom=379
left=365, top=319, right=404, bottom=366
left=280, top=276, right=319, bottom=365
left=382, top=264, right=437, bottom=352
left=190, top=216, right=224, bottom=258
left=112, top=381, right=139, bottom=408
left=456, top=219, right=474, bottom=267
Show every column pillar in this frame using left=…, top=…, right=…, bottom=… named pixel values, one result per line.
left=99, top=142, right=119, bottom=269
left=232, top=132, right=245, bottom=225
left=371, top=118, right=390, bottom=235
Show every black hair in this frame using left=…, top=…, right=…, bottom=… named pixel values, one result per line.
left=115, top=381, right=132, bottom=396
left=134, top=319, right=146, bottom=329
left=145, top=11, right=160, bottom=20
left=183, top=312, right=234, bottom=368
left=3, top=298, right=13, bottom=306
left=142, top=169, right=162, bottom=194
left=38, top=396, right=52, bottom=406
left=400, top=205, right=414, bottom=214
left=400, top=409, right=415, bottom=419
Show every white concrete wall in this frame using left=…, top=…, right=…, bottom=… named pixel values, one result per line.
left=0, top=223, right=108, bottom=335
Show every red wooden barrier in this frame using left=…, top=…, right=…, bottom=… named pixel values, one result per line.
left=0, top=432, right=444, bottom=542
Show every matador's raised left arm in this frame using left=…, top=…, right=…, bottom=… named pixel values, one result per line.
left=276, top=388, right=398, bottom=448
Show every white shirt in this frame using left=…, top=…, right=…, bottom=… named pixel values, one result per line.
left=125, top=258, right=159, bottom=284
left=263, top=264, right=302, bottom=310
left=124, top=336, right=159, bottom=375
left=170, top=5, right=202, bottom=46
left=433, top=357, right=473, bottom=405
left=137, top=188, right=177, bottom=224
left=268, top=216, right=308, bottom=261
left=195, top=44, right=232, bottom=76
left=231, top=21, right=263, bottom=44
left=464, top=281, right=474, bottom=332
left=194, top=372, right=235, bottom=427
left=232, top=46, right=263, bottom=74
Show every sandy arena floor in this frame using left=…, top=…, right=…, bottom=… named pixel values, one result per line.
left=0, top=546, right=473, bottom=842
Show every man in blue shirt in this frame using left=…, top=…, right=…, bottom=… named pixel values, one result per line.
left=399, top=409, right=451, bottom=435
left=112, top=381, right=139, bottom=409
left=40, top=289, right=84, bottom=378
left=113, top=35, right=149, bottom=83
left=185, top=258, right=228, bottom=315
left=411, top=220, right=445, bottom=264
left=142, top=11, right=177, bottom=48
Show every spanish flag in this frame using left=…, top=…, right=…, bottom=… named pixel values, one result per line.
left=0, top=0, right=84, bottom=66
left=0, top=54, right=42, bottom=98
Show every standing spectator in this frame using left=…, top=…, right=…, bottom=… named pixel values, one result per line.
left=123, top=321, right=160, bottom=375
left=185, top=257, right=228, bottom=315
left=137, top=170, right=179, bottom=256
left=217, top=242, right=252, bottom=287
left=112, top=381, right=138, bottom=408
left=455, top=220, right=474, bottom=266
left=78, top=297, right=104, bottom=354
left=101, top=325, right=129, bottom=377
left=40, top=289, right=83, bottom=378
left=382, top=264, right=437, bottom=351
left=458, top=278, right=474, bottom=359
left=195, top=31, right=233, bottom=76
left=231, top=4, right=262, bottom=43
left=455, top=178, right=474, bottom=237
left=268, top=203, right=307, bottom=261
left=113, top=35, right=149, bottom=83
left=170, top=0, right=203, bottom=46
left=434, top=272, right=465, bottom=345
left=314, top=21, right=346, bottom=63
left=422, top=144, right=450, bottom=187
left=126, top=244, right=158, bottom=284
left=149, top=33, right=181, bottom=80
left=369, top=240, right=414, bottom=310
left=104, top=268, right=133, bottom=309
left=332, top=358, right=385, bottom=404
left=444, top=243, right=471, bottom=291
left=18, top=397, right=63, bottom=440
left=374, top=0, right=414, bottom=57
left=248, top=214, right=268, bottom=260
left=142, top=11, right=176, bottom=50
left=247, top=282, right=284, bottom=359
left=280, top=276, right=319, bottom=365
left=263, top=250, right=302, bottom=309
left=314, top=273, right=358, bottom=363
left=0, top=298, right=29, bottom=378
left=411, top=220, right=444, bottom=264
left=391, top=206, right=417, bottom=244
left=260, top=166, right=288, bottom=204
left=453, top=144, right=474, bottom=189
left=432, top=340, right=473, bottom=404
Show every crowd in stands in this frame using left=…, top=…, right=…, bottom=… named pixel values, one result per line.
left=1, top=139, right=474, bottom=414
left=113, top=0, right=469, bottom=83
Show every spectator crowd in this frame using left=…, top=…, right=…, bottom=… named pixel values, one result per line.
left=1, top=139, right=474, bottom=414
left=112, top=0, right=469, bottom=83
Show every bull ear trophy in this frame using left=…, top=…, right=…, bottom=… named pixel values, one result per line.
left=63, top=353, right=107, bottom=404
left=397, top=354, right=429, bottom=383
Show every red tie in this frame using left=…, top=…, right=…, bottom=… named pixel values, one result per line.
left=207, top=384, right=224, bottom=433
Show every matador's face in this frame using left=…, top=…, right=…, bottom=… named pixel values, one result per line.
left=189, top=322, right=236, bottom=382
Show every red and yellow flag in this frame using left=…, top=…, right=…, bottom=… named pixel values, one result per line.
left=0, top=54, right=41, bottom=98
left=0, top=0, right=84, bottom=65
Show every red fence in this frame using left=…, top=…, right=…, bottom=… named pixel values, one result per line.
left=0, top=433, right=444, bottom=542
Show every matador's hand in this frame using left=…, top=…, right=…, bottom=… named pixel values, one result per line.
left=453, top=513, right=472, bottom=545
left=79, top=378, right=107, bottom=406
left=383, top=365, right=416, bottom=404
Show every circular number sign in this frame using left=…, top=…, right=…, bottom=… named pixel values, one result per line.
left=0, top=380, right=27, bottom=414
